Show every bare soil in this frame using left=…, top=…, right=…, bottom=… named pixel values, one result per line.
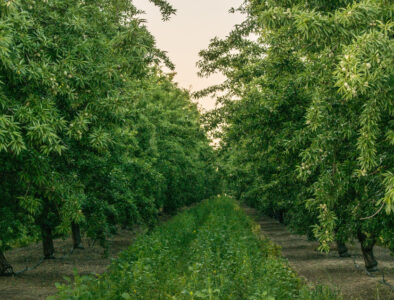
left=1, top=205, right=392, bottom=300
left=0, top=228, right=142, bottom=300
left=0, top=207, right=186, bottom=300
left=243, top=205, right=394, bottom=300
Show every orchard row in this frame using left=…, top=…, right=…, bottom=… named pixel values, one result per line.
left=0, top=0, right=218, bottom=275
left=198, top=0, right=393, bottom=271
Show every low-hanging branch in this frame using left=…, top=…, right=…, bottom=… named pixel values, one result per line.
left=360, top=203, right=385, bottom=221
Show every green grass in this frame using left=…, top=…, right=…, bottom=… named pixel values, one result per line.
left=50, top=196, right=341, bottom=299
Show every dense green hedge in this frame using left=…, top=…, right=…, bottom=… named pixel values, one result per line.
left=197, top=0, right=393, bottom=269
left=0, top=0, right=218, bottom=275
left=50, top=197, right=341, bottom=300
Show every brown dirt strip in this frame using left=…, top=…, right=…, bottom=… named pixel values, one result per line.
left=0, top=206, right=190, bottom=300
left=243, top=205, right=394, bottom=300
left=0, top=228, right=142, bottom=300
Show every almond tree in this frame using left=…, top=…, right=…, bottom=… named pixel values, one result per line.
left=198, top=0, right=393, bottom=270
left=0, top=0, right=218, bottom=275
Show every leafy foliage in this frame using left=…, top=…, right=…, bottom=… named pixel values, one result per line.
left=197, top=0, right=393, bottom=256
left=0, top=0, right=218, bottom=270
left=51, top=197, right=341, bottom=300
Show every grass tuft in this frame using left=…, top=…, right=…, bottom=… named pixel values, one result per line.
left=50, top=196, right=341, bottom=299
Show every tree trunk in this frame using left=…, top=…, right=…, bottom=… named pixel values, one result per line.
left=336, top=240, right=350, bottom=257
left=0, top=250, right=13, bottom=276
left=275, top=210, right=285, bottom=224
left=72, top=223, right=84, bottom=250
left=41, top=225, right=55, bottom=259
left=357, top=231, right=378, bottom=272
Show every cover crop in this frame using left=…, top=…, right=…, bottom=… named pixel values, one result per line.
left=51, top=196, right=340, bottom=300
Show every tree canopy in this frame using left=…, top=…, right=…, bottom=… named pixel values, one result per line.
left=0, top=0, right=218, bottom=275
left=197, top=0, right=393, bottom=269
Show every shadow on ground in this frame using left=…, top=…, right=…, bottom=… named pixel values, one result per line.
left=0, top=228, right=140, bottom=300
left=243, top=205, right=394, bottom=300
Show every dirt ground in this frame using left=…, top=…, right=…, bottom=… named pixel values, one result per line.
left=243, top=206, right=394, bottom=300
left=1, top=205, right=393, bottom=300
left=0, top=228, right=142, bottom=300
left=0, top=205, right=191, bottom=300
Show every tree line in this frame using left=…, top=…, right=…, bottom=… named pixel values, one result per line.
left=198, top=0, right=393, bottom=271
left=0, top=0, right=219, bottom=276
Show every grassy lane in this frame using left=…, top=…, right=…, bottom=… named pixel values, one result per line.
left=51, top=197, right=340, bottom=300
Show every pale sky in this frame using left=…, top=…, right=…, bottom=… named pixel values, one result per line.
left=133, top=0, right=245, bottom=111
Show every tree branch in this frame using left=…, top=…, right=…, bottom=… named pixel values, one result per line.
left=360, top=203, right=385, bottom=220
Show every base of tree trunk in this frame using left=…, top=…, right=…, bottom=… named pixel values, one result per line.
left=72, top=223, right=84, bottom=250
left=277, top=212, right=285, bottom=224
left=0, top=251, right=13, bottom=276
left=358, top=231, right=378, bottom=272
left=336, top=241, right=351, bottom=258
left=41, top=225, right=55, bottom=259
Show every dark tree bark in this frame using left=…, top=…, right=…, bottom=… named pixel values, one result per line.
left=72, top=223, right=84, bottom=250
left=41, top=224, right=55, bottom=259
left=274, top=209, right=285, bottom=224
left=336, top=240, right=350, bottom=257
left=0, top=250, right=13, bottom=276
left=358, top=231, right=378, bottom=272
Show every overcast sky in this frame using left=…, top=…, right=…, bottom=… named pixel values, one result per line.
left=133, top=0, right=245, bottom=111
